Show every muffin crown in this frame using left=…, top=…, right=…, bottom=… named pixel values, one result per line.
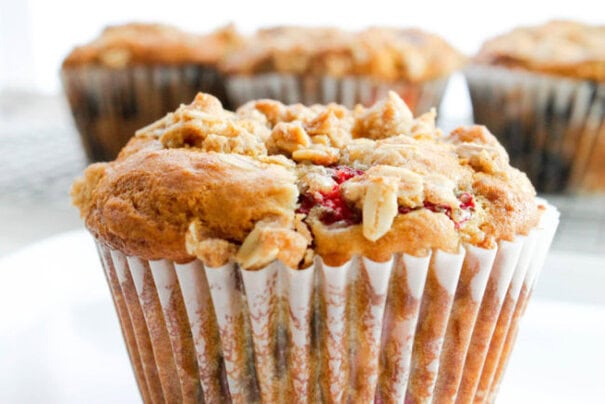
left=476, top=20, right=605, bottom=81
left=72, top=92, right=540, bottom=268
left=220, top=26, right=466, bottom=82
left=62, top=23, right=242, bottom=68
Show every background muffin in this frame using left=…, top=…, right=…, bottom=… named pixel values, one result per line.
left=466, top=20, right=605, bottom=193
left=72, top=92, right=558, bottom=403
left=221, top=26, right=465, bottom=113
left=62, top=23, right=241, bottom=161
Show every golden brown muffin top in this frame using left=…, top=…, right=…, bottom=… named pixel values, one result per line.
left=72, top=92, right=540, bottom=268
left=476, top=20, right=605, bottom=81
left=220, top=26, right=466, bottom=82
left=62, top=23, right=242, bottom=68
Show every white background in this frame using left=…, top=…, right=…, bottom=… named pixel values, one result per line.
left=1, top=0, right=604, bottom=93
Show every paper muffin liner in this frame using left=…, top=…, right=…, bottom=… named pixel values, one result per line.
left=94, top=201, right=558, bottom=403
left=61, top=65, right=228, bottom=162
left=466, top=65, right=605, bottom=193
left=225, top=73, right=449, bottom=114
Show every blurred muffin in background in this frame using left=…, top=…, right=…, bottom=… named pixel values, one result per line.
left=62, top=23, right=241, bottom=161
left=221, top=26, right=465, bottom=113
left=466, top=20, right=605, bottom=193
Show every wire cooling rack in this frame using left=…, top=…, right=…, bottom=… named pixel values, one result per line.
left=0, top=93, right=603, bottom=255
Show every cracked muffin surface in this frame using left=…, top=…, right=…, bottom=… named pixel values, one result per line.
left=72, top=91, right=541, bottom=268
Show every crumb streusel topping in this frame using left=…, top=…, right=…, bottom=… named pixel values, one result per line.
left=476, top=20, right=605, bottom=81
left=63, top=23, right=241, bottom=68
left=72, top=92, right=539, bottom=268
left=220, top=26, right=466, bottom=82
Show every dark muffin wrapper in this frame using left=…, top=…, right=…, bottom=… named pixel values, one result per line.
left=225, top=73, right=449, bottom=115
left=62, top=65, right=228, bottom=162
left=466, top=65, right=605, bottom=193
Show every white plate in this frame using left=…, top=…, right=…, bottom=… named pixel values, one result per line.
left=0, top=230, right=603, bottom=403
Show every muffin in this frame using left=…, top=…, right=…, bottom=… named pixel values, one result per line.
left=72, top=92, right=558, bottom=403
left=221, top=26, right=465, bottom=114
left=466, top=20, right=605, bottom=193
left=62, top=23, right=241, bottom=162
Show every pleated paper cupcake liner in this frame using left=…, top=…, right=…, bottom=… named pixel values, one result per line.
left=225, top=73, right=449, bottom=114
left=466, top=65, right=605, bottom=194
left=95, top=201, right=558, bottom=403
left=61, top=65, right=228, bottom=162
